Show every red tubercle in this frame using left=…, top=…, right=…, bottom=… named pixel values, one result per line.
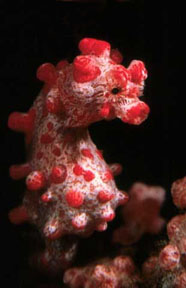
left=9, top=205, right=29, bottom=225
left=65, top=190, right=84, bottom=208
left=83, top=170, right=95, bottom=182
left=8, top=112, right=22, bottom=132
left=37, top=63, right=58, bottom=86
left=50, top=165, right=67, bottom=184
left=71, top=213, right=88, bottom=230
left=79, top=38, right=111, bottom=57
left=73, top=56, right=101, bottom=83
left=73, top=164, right=84, bottom=176
left=41, top=191, right=54, bottom=203
left=26, top=171, right=46, bottom=191
left=102, top=209, right=115, bottom=222
left=9, top=163, right=31, bottom=180
left=81, top=148, right=94, bottom=159
left=102, top=169, right=113, bottom=183
left=97, top=190, right=114, bottom=203
left=8, top=108, right=36, bottom=134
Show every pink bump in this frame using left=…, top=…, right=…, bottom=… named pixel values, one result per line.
left=9, top=163, right=31, bottom=180
left=97, top=190, right=114, bottom=203
left=79, top=38, right=111, bottom=57
left=73, top=56, right=101, bottom=83
left=81, top=148, right=94, bottom=159
left=83, top=170, right=95, bottom=182
left=71, top=213, right=87, bottom=230
left=102, top=169, right=113, bottom=183
left=26, top=171, right=45, bottom=191
left=9, top=206, right=29, bottom=225
left=66, top=190, right=84, bottom=208
left=102, top=209, right=115, bottom=222
left=50, top=165, right=67, bottom=184
left=73, top=164, right=84, bottom=176
left=41, top=191, right=54, bottom=203
left=36, top=63, right=57, bottom=85
left=8, top=109, right=35, bottom=133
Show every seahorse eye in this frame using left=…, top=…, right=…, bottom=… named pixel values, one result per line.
left=111, top=87, right=121, bottom=95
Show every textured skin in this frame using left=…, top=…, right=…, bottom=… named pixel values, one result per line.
left=171, top=177, right=186, bottom=209
left=64, top=256, right=140, bottom=288
left=8, top=38, right=149, bottom=270
left=113, top=183, right=165, bottom=245
left=142, top=177, right=186, bottom=288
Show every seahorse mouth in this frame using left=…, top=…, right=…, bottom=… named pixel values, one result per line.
left=111, top=100, right=150, bottom=125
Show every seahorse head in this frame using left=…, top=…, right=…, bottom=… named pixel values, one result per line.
left=37, top=38, right=150, bottom=127
left=70, top=38, right=149, bottom=126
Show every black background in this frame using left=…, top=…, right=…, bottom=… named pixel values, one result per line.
left=1, top=0, right=186, bottom=287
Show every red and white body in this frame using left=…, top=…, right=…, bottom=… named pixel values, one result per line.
left=8, top=38, right=149, bottom=270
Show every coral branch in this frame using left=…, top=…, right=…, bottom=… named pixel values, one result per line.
left=64, top=256, right=140, bottom=288
left=113, top=183, right=165, bottom=245
left=142, top=177, right=186, bottom=288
